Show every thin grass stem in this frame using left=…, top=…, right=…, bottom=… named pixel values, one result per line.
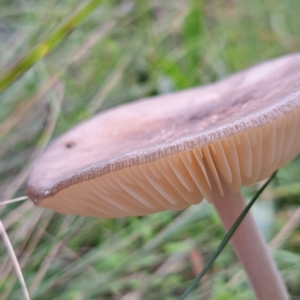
left=0, top=196, right=28, bottom=206
left=0, top=220, right=31, bottom=300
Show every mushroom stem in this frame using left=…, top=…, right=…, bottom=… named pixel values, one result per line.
left=210, top=183, right=288, bottom=300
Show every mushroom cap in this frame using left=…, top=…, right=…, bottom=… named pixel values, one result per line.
left=26, top=53, right=300, bottom=217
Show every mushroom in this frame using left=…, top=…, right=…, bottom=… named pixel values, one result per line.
left=26, top=53, right=300, bottom=299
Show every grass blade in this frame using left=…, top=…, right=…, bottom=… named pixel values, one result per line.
left=0, top=0, right=104, bottom=93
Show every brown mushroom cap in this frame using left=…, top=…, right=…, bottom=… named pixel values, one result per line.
left=26, top=53, right=300, bottom=217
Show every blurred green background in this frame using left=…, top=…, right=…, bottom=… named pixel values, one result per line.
left=1, top=0, right=300, bottom=299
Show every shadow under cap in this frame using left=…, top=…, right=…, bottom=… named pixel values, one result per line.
left=26, top=53, right=300, bottom=216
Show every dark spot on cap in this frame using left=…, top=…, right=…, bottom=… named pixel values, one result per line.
left=65, top=142, right=76, bottom=149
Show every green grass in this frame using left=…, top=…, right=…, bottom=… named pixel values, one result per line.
left=1, top=0, right=300, bottom=299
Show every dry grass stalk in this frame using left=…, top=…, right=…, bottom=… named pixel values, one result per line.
left=88, top=55, right=132, bottom=114
left=0, top=220, right=31, bottom=300
left=0, top=80, right=64, bottom=202
left=0, top=196, right=28, bottom=206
